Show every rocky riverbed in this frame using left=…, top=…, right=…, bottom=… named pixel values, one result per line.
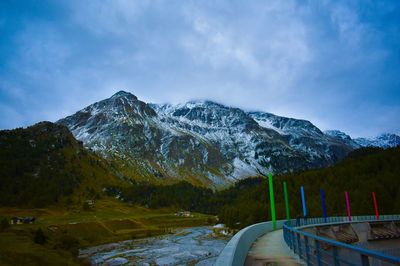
left=79, top=227, right=230, bottom=265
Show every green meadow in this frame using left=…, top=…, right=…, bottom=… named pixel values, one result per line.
left=0, top=198, right=216, bottom=266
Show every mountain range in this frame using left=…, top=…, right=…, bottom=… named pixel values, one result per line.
left=56, top=91, right=400, bottom=187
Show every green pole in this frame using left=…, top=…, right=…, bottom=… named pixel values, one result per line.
left=268, top=173, right=276, bottom=230
left=283, top=181, right=290, bottom=221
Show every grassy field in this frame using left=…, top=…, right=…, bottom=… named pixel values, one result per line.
left=0, top=198, right=217, bottom=266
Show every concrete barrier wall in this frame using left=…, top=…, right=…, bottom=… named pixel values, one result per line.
left=215, top=220, right=285, bottom=266
left=215, top=215, right=400, bottom=266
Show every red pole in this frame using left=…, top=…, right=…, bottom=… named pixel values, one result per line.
left=345, top=191, right=351, bottom=221
left=372, top=192, right=379, bottom=220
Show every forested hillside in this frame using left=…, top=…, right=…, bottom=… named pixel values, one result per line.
left=1, top=121, right=398, bottom=230
left=108, top=146, right=400, bottom=228
left=218, top=146, right=400, bottom=227
left=0, top=122, right=121, bottom=207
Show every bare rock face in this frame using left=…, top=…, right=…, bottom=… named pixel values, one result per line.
left=58, top=90, right=395, bottom=188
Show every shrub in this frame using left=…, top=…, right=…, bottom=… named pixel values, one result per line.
left=82, top=201, right=90, bottom=210
left=55, top=234, right=80, bottom=255
left=34, top=228, right=47, bottom=245
left=0, top=217, right=9, bottom=232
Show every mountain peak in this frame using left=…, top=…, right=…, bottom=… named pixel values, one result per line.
left=183, top=100, right=226, bottom=109
left=57, top=91, right=399, bottom=188
left=324, top=130, right=352, bottom=141
left=377, top=133, right=400, bottom=139
left=354, top=133, right=400, bottom=148
left=111, top=90, right=138, bottom=100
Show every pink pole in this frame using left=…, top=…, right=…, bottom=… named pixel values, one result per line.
left=372, top=192, right=379, bottom=220
left=345, top=191, right=351, bottom=221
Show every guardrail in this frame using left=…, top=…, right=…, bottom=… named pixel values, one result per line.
left=215, top=220, right=285, bottom=266
left=283, top=215, right=400, bottom=266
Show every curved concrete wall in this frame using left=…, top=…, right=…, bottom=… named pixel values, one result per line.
left=215, top=220, right=285, bottom=266
left=216, top=215, right=400, bottom=266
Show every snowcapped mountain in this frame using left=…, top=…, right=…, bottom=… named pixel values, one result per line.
left=324, top=130, right=361, bottom=148
left=248, top=112, right=354, bottom=163
left=57, top=91, right=397, bottom=187
left=325, top=130, right=400, bottom=149
left=354, top=133, right=400, bottom=148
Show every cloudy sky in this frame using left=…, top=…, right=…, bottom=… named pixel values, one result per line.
left=0, top=0, right=399, bottom=137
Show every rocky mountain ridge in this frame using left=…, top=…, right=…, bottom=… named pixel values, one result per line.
left=57, top=91, right=400, bottom=187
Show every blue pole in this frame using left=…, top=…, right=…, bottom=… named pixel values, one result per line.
left=301, top=186, right=307, bottom=218
left=320, top=189, right=327, bottom=223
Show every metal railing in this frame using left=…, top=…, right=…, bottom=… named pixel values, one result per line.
left=283, top=215, right=400, bottom=266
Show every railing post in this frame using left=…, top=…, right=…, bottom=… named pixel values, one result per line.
left=289, top=229, right=294, bottom=250
left=361, top=254, right=370, bottom=266
left=304, top=235, right=310, bottom=264
left=287, top=229, right=290, bottom=249
left=332, top=246, right=339, bottom=266
left=315, top=240, right=322, bottom=266
left=297, top=233, right=302, bottom=259
left=292, top=231, right=297, bottom=253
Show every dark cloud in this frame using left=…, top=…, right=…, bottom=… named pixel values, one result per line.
left=0, top=0, right=399, bottom=137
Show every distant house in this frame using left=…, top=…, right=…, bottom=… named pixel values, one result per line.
left=86, top=199, right=95, bottom=206
left=48, top=225, right=59, bottom=232
left=213, top=224, right=229, bottom=236
left=175, top=211, right=192, bottom=217
left=10, top=217, right=35, bottom=225
left=10, top=217, right=23, bottom=225
left=24, top=217, right=36, bottom=224
left=84, top=199, right=95, bottom=209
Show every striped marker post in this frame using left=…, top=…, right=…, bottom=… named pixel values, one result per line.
left=300, top=186, right=307, bottom=218
left=268, top=173, right=277, bottom=230
left=320, top=189, right=327, bottom=223
left=372, top=192, right=379, bottom=220
left=283, top=181, right=290, bottom=221
left=345, top=191, right=351, bottom=221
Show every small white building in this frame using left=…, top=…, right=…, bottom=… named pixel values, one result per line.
left=213, top=224, right=230, bottom=236
left=175, top=211, right=192, bottom=217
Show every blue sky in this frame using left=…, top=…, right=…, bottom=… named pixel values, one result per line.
left=0, top=0, right=399, bottom=137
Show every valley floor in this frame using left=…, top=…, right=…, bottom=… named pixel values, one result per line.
left=0, top=198, right=216, bottom=265
left=80, top=226, right=229, bottom=265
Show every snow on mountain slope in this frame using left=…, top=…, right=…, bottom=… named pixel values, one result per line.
left=324, top=130, right=361, bottom=148
left=59, top=92, right=233, bottom=186
left=354, top=133, right=400, bottom=148
left=248, top=112, right=354, bottom=164
left=150, top=100, right=311, bottom=179
left=57, top=90, right=394, bottom=187
left=324, top=130, right=400, bottom=149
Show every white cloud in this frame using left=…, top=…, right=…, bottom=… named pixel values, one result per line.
left=180, top=1, right=312, bottom=96
left=67, top=0, right=151, bottom=36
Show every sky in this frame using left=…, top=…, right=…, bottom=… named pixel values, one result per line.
left=0, top=0, right=399, bottom=138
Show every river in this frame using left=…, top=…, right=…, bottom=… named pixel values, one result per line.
left=79, top=226, right=230, bottom=265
